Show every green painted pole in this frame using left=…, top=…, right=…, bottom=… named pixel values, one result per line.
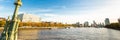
left=0, top=0, right=22, bottom=40
left=0, top=17, right=10, bottom=40
left=8, top=0, right=22, bottom=40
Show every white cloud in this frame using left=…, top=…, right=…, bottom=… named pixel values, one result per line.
left=89, top=0, right=120, bottom=22
left=24, top=9, right=54, bottom=13
left=41, top=15, right=77, bottom=24
left=51, top=6, right=67, bottom=9
left=41, top=14, right=95, bottom=24
left=36, top=9, right=53, bottom=12
left=43, top=14, right=58, bottom=17
left=1, top=0, right=119, bottom=24
left=41, top=0, right=120, bottom=24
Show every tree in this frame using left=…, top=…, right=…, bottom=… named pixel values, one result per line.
left=105, top=23, right=120, bottom=30
left=0, top=20, right=6, bottom=27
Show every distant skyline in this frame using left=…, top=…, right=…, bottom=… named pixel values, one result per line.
left=0, top=0, right=120, bottom=24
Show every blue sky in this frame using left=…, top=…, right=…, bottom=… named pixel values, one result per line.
left=0, top=0, right=120, bottom=24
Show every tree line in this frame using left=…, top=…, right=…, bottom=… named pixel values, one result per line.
left=0, top=20, right=72, bottom=28
left=105, top=23, right=120, bottom=30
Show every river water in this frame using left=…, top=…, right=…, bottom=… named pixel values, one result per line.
left=0, top=27, right=120, bottom=40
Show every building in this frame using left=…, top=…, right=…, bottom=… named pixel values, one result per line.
left=92, top=21, right=97, bottom=27
left=76, top=22, right=80, bottom=27
left=18, top=13, right=41, bottom=22
left=118, top=18, right=120, bottom=24
left=84, top=21, right=89, bottom=27
left=79, top=24, right=83, bottom=27
left=97, top=23, right=104, bottom=27
left=74, top=22, right=84, bottom=27
left=105, top=18, right=110, bottom=25
left=0, top=17, right=6, bottom=21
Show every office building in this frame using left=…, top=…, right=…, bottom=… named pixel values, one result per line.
left=105, top=18, right=110, bottom=25
left=118, top=18, right=120, bottom=23
left=18, top=13, right=41, bottom=22
left=92, top=21, right=97, bottom=27
left=84, top=21, right=89, bottom=27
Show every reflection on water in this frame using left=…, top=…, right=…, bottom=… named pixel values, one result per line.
left=0, top=27, right=120, bottom=40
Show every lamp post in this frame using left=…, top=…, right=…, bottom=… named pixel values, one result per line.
left=0, top=0, right=22, bottom=40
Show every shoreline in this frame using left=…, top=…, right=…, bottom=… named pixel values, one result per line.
left=105, top=27, right=120, bottom=31
left=0, top=27, right=119, bottom=31
left=0, top=27, right=66, bottom=31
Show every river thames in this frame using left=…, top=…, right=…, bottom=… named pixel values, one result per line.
left=0, top=27, right=120, bottom=40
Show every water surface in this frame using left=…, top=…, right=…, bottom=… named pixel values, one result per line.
left=0, top=27, right=120, bottom=40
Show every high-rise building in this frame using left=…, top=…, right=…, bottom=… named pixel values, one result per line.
left=75, top=22, right=80, bottom=27
left=97, top=23, right=104, bottom=27
left=18, top=13, right=41, bottom=22
left=84, top=21, right=89, bottom=27
left=93, top=20, right=97, bottom=27
left=118, top=18, right=120, bottom=24
left=105, top=18, right=110, bottom=25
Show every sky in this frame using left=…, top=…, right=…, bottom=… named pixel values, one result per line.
left=0, top=0, right=120, bottom=24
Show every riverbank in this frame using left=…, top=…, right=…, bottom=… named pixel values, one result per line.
left=105, top=23, right=120, bottom=31
left=0, top=27, right=66, bottom=30
left=105, top=27, right=120, bottom=30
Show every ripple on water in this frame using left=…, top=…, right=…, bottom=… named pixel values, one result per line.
left=0, top=27, right=120, bottom=40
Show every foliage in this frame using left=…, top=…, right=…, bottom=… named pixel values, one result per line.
left=0, top=20, right=6, bottom=27
left=0, top=20, right=72, bottom=27
left=18, top=22, right=72, bottom=27
left=105, top=23, right=120, bottom=30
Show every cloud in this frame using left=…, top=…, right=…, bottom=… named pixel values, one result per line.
left=41, top=14, right=93, bottom=24
left=41, top=15, right=75, bottom=24
left=35, top=9, right=53, bottom=12
left=80, top=0, right=120, bottom=23
left=77, top=0, right=120, bottom=22
left=22, top=9, right=54, bottom=14
left=1, top=0, right=120, bottom=24
left=50, top=6, right=67, bottom=9
left=43, top=14, right=58, bottom=17
left=41, top=0, right=120, bottom=24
